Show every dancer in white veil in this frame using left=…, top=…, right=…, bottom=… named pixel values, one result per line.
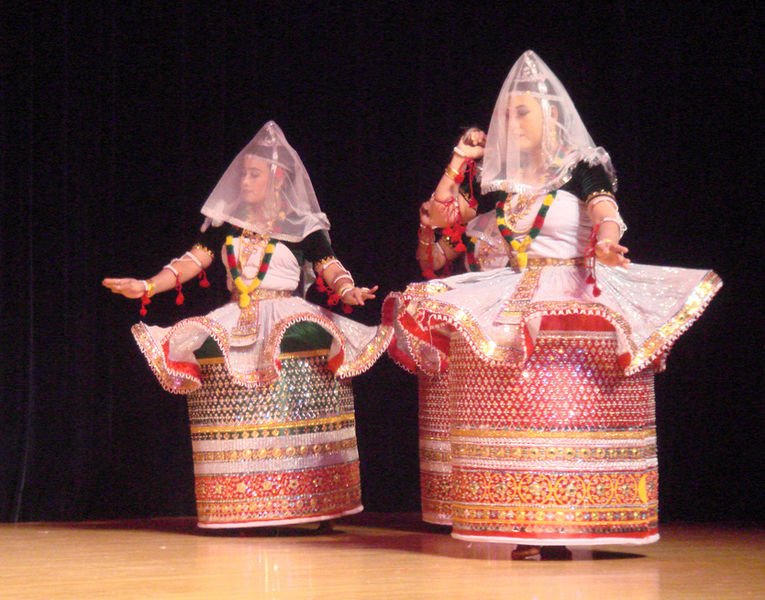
left=385, top=51, right=721, bottom=557
left=104, top=121, right=392, bottom=528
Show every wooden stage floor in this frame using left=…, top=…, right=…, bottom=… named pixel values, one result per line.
left=1, top=513, right=762, bottom=599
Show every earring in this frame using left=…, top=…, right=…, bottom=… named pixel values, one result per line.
left=541, top=101, right=558, bottom=166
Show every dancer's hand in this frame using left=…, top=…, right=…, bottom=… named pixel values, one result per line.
left=455, top=127, right=486, bottom=160
left=102, top=277, right=147, bottom=299
left=595, top=240, right=630, bottom=267
left=341, top=285, right=378, bottom=306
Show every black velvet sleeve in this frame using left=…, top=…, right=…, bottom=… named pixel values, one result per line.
left=456, top=161, right=613, bottom=212
left=281, top=229, right=334, bottom=265
left=195, top=226, right=334, bottom=266
left=560, top=162, right=614, bottom=200
left=194, top=224, right=231, bottom=257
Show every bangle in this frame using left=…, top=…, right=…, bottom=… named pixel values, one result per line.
left=192, top=243, right=214, bottom=260
left=183, top=251, right=203, bottom=268
left=162, top=264, right=179, bottom=277
left=444, top=164, right=464, bottom=183
left=332, top=274, right=354, bottom=288
left=337, top=284, right=355, bottom=298
left=599, top=216, right=627, bottom=237
left=452, top=146, right=467, bottom=158
left=142, top=280, right=156, bottom=296
left=596, top=238, right=614, bottom=247
left=313, top=256, right=340, bottom=274
left=585, top=190, right=617, bottom=207
left=418, top=239, right=433, bottom=246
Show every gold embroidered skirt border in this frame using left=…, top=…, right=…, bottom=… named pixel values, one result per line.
left=187, top=351, right=362, bottom=528
left=418, top=371, right=453, bottom=525
left=419, top=332, right=659, bottom=544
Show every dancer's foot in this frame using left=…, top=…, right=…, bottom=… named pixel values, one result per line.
left=511, top=544, right=541, bottom=560
left=316, top=520, right=334, bottom=534
left=540, top=545, right=572, bottom=560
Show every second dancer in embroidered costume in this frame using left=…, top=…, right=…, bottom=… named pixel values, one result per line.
left=104, top=121, right=392, bottom=528
left=384, top=51, right=721, bottom=556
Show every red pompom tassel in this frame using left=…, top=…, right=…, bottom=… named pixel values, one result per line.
left=198, top=269, right=210, bottom=288
left=174, top=273, right=184, bottom=305
left=139, top=293, right=151, bottom=317
left=585, top=223, right=600, bottom=296
left=341, top=303, right=353, bottom=314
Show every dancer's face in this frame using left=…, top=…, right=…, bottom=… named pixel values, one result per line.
left=240, top=155, right=271, bottom=204
left=506, top=93, right=544, bottom=153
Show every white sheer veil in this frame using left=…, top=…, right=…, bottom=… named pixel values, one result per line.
left=200, top=121, right=330, bottom=242
left=481, top=50, right=616, bottom=196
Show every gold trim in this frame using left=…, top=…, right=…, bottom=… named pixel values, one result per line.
left=626, top=271, right=723, bottom=374
left=584, top=190, right=617, bottom=205
left=192, top=438, right=357, bottom=463
left=403, top=281, right=450, bottom=297
left=196, top=357, right=224, bottom=365
left=333, top=324, right=394, bottom=379
left=313, top=255, right=339, bottom=272
left=134, top=308, right=392, bottom=392
left=131, top=322, right=202, bottom=394
left=527, top=257, right=585, bottom=267
left=197, top=348, right=330, bottom=366
left=192, top=243, right=215, bottom=259
left=452, top=507, right=657, bottom=527
left=190, top=413, right=355, bottom=435
left=451, top=429, right=656, bottom=440
left=452, top=442, right=656, bottom=462
left=406, top=296, right=634, bottom=367
left=229, top=288, right=293, bottom=303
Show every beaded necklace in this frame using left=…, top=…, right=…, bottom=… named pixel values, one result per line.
left=465, top=236, right=481, bottom=272
left=495, top=191, right=556, bottom=270
left=225, top=232, right=278, bottom=307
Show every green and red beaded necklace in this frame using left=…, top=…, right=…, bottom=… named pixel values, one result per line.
left=224, top=233, right=279, bottom=307
left=495, top=191, right=556, bottom=269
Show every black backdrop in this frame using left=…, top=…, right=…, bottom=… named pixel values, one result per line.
left=2, top=1, right=762, bottom=523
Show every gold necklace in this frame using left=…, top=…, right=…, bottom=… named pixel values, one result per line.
left=239, top=231, right=269, bottom=279
left=505, top=194, right=539, bottom=234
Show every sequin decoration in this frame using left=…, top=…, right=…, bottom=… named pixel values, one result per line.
left=439, top=332, right=659, bottom=544
left=418, top=371, right=452, bottom=525
left=187, top=351, right=362, bottom=527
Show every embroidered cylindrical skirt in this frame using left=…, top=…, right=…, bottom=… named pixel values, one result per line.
left=187, top=349, right=362, bottom=528
left=418, top=372, right=452, bottom=525
left=440, top=330, right=658, bottom=545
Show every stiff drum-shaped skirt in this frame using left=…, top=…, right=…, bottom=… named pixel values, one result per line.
left=187, top=348, right=362, bottom=528
left=422, top=324, right=658, bottom=545
left=418, top=372, right=452, bottom=525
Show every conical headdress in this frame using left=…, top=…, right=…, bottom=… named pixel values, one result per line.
left=481, top=50, right=616, bottom=195
left=200, top=121, right=330, bottom=241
